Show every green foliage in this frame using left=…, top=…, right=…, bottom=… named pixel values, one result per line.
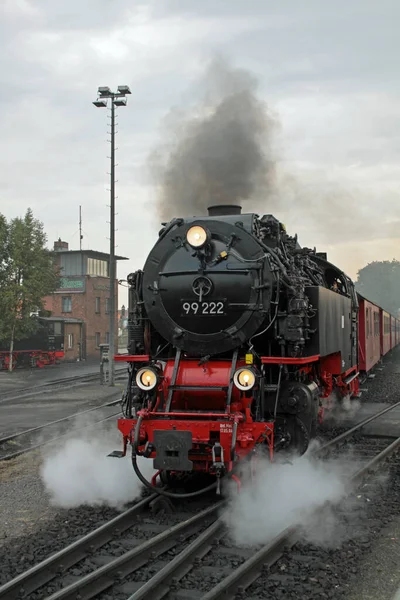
left=355, top=260, right=400, bottom=316
left=0, top=209, right=60, bottom=346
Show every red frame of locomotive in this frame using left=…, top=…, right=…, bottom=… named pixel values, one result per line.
left=0, top=349, right=64, bottom=371
left=116, top=355, right=275, bottom=472
left=115, top=297, right=400, bottom=481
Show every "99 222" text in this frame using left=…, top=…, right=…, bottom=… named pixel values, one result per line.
left=181, top=301, right=225, bottom=316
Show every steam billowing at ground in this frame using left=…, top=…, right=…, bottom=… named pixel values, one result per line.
left=223, top=448, right=367, bottom=549
left=150, top=57, right=400, bottom=251
left=151, top=57, right=279, bottom=222
left=40, top=416, right=155, bottom=509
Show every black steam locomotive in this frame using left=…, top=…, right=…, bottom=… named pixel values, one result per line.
left=0, top=317, right=65, bottom=370
left=116, top=204, right=359, bottom=493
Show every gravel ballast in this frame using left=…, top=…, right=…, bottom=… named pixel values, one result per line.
left=0, top=349, right=399, bottom=598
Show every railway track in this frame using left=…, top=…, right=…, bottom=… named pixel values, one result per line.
left=122, top=432, right=399, bottom=600
left=0, top=491, right=221, bottom=600
left=0, top=403, right=399, bottom=600
left=0, top=367, right=128, bottom=404
left=0, top=400, right=122, bottom=462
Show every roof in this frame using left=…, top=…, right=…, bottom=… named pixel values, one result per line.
left=55, top=249, right=129, bottom=261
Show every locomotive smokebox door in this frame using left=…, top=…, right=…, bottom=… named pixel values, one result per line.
left=153, top=430, right=193, bottom=471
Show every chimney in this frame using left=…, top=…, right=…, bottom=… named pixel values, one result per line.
left=207, top=204, right=242, bottom=217
left=54, top=238, right=69, bottom=252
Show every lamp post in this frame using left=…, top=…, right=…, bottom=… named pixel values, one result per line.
left=93, top=85, right=131, bottom=386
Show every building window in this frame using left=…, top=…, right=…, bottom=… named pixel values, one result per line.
left=87, top=258, right=109, bottom=277
left=62, top=296, right=72, bottom=313
left=105, top=298, right=110, bottom=314
left=95, top=332, right=101, bottom=347
left=105, top=331, right=110, bottom=344
left=67, top=333, right=74, bottom=349
left=95, top=297, right=100, bottom=313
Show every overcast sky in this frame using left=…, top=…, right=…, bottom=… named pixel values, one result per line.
left=1, top=0, right=399, bottom=306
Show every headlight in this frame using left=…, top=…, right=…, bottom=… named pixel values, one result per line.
left=136, top=367, right=158, bottom=391
left=233, top=368, right=256, bottom=391
left=186, top=225, right=209, bottom=248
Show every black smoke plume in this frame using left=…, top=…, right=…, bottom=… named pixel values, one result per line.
left=149, top=57, right=400, bottom=259
left=151, top=57, right=279, bottom=221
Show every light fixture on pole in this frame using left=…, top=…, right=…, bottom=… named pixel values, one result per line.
left=93, top=84, right=131, bottom=386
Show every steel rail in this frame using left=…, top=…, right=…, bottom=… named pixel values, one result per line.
left=0, top=397, right=121, bottom=445
left=43, top=501, right=223, bottom=600
left=127, top=435, right=400, bottom=600
left=0, top=368, right=127, bottom=404
left=200, top=436, right=400, bottom=600
left=315, top=400, right=400, bottom=455
left=1, top=403, right=398, bottom=599
left=0, top=411, right=121, bottom=462
left=127, top=517, right=226, bottom=600
left=0, top=494, right=157, bottom=600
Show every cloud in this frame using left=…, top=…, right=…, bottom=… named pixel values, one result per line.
left=0, top=1, right=400, bottom=304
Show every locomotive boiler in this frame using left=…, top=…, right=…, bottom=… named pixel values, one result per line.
left=113, top=204, right=359, bottom=496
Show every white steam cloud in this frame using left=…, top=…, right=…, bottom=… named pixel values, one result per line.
left=40, top=422, right=156, bottom=509
left=223, top=452, right=356, bottom=548
left=321, top=393, right=362, bottom=426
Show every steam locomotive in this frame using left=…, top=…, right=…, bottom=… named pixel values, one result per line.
left=0, top=317, right=65, bottom=370
left=112, top=205, right=385, bottom=497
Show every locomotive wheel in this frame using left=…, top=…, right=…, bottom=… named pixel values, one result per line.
left=276, top=415, right=310, bottom=456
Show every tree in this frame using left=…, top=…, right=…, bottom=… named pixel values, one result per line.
left=355, top=260, right=400, bottom=316
left=0, top=209, right=60, bottom=371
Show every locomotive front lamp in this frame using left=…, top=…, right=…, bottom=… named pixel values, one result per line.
left=233, top=368, right=256, bottom=391
left=186, top=226, right=209, bottom=248
left=136, top=367, right=158, bottom=391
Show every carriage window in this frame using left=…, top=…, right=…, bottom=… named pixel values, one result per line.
left=384, top=316, right=390, bottom=334
left=366, top=309, right=370, bottom=337
left=374, top=312, right=379, bottom=336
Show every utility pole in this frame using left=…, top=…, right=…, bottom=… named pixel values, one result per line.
left=93, top=85, right=131, bottom=386
left=79, top=205, right=83, bottom=251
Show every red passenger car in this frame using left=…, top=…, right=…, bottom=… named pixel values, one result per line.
left=390, top=316, right=396, bottom=350
left=358, top=296, right=381, bottom=373
left=380, top=310, right=391, bottom=356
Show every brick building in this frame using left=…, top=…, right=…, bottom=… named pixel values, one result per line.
left=43, top=240, right=128, bottom=360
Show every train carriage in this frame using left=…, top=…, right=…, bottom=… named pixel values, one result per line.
left=380, top=309, right=391, bottom=356
left=358, top=295, right=381, bottom=373
left=390, top=316, right=396, bottom=350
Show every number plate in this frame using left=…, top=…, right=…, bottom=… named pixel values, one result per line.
left=181, top=299, right=226, bottom=316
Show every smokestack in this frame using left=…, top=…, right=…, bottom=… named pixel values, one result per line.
left=207, top=204, right=242, bottom=217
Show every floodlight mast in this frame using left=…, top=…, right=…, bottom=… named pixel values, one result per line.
left=93, top=85, right=131, bottom=386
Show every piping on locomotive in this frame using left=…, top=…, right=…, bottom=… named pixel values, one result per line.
left=111, top=204, right=360, bottom=496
